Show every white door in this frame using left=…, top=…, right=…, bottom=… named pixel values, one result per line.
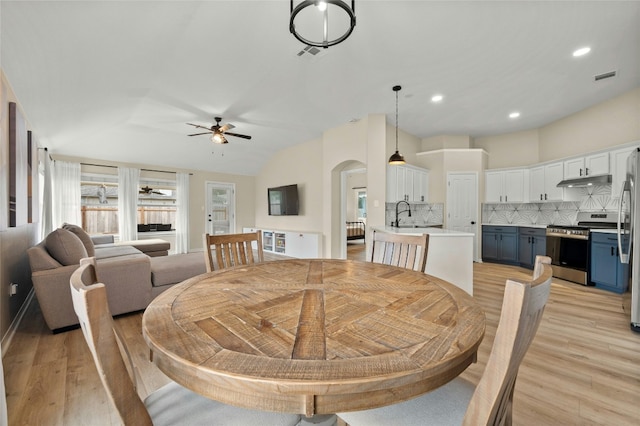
left=446, top=172, right=479, bottom=261
left=205, top=182, right=235, bottom=235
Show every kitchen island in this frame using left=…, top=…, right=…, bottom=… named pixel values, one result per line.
left=374, top=226, right=474, bottom=295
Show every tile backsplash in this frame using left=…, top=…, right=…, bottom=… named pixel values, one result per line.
left=483, top=184, right=618, bottom=226
left=385, top=203, right=444, bottom=226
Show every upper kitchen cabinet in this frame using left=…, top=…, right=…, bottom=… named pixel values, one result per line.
left=530, top=162, right=564, bottom=202
left=485, top=169, right=528, bottom=203
left=563, top=152, right=609, bottom=179
left=387, top=164, right=429, bottom=203
left=611, top=146, right=636, bottom=197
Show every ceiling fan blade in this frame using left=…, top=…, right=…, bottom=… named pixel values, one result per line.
left=224, top=132, right=252, bottom=140
left=188, top=132, right=212, bottom=136
left=220, top=123, right=235, bottom=132
left=186, top=123, right=212, bottom=130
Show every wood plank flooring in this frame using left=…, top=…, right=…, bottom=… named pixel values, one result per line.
left=4, top=246, right=640, bottom=425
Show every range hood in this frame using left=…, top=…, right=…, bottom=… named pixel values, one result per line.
left=556, top=174, right=612, bottom=188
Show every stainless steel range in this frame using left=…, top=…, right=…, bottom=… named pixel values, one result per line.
left=546, top=212, right=618, bottom=285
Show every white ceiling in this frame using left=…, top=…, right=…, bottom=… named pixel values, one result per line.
left=2, top=1, right=639, bottom=176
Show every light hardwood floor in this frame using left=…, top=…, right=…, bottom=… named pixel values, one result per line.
left=4, top=246, right=640, bottom=425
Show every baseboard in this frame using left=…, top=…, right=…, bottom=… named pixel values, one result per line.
left=1, top=288, right=35, bottom=357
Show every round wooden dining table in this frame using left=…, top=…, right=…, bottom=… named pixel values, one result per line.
left=142, top=259, right=485, bottom=418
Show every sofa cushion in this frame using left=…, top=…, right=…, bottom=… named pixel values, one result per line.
left=45, top=228, right=88, bottom=266
left=63, top=223, right=95, bottom=256
left=90, top=234, right=115, bottom=245
left=117, top=238, right=170, bottom=255
left=150, top=252, right=206, bottom=287
left=94, top=245, right=142, bottom=260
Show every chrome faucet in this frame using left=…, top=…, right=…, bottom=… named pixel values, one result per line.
left=393, top=200, right=412, bottom=227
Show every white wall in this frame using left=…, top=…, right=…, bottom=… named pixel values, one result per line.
left=472, top=87, right=640, bottom=169
left=421, top=135, right=472, bottom=151
left=474, top=129, right=540, bottom=169
left=254, top=138, right=323, bottom=232
left=539, top=87, right=640, bottom=161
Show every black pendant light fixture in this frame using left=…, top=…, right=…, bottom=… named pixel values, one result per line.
left=388, top=85, right=406, bottom=165
left=290, top=1, right=356, bottom=49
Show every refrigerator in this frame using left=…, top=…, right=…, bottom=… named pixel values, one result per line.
left=618, top=147, right=640, bottom=332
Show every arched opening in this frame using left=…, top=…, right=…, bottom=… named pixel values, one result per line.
left=330, top=160, right=366, bottom=259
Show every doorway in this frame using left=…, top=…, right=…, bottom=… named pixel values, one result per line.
left=205, top=182, right=235, bottom=235
left=446, top=172, right=479, bottom=261
left=342, top=167, right=367, bottom=260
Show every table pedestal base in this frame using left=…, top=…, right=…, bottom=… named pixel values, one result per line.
left=300, top=414, right=337, bottom=426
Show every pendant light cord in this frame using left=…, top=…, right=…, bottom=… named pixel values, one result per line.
left=395, top=88, right=399, bottom=151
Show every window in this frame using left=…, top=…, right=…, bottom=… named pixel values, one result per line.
left=357, top=190, right=367, bottom=220
left=80, top=172, right=177, bottom=235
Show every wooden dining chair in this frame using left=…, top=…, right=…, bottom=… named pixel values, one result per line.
left=339, top=255, right=553, bottom=426
left=370, top=229, right=429, bottom=272
left=203, top=230, right=264, bottom=272
left=70, top=257, right=301, bottom=426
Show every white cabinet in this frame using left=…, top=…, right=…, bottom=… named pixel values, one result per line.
left=485, top=169, right=528, bottom=203
left=244, top=228, right=321, bottom=258
left=284, top=231, right=321, bottom=258
left=611, top=147, right=636, bottom=197
left=530, top=162, right=564, bottom=202
left=412, top=169, right=429, bottom=202
left=564, top=152, right=609, bottom=179
left=387, top=165, right=429, bottom=202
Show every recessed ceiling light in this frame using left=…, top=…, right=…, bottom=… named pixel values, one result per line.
left=509, top=112, right=520, bottom=119
left=431, top=94, right=444, bottom=103
left=573, top=47, right=591, bottom=57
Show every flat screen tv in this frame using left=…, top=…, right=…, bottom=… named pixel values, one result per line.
left=268, top=184, right=299, bottom=216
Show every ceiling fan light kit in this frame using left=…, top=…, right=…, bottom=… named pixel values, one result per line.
left=388, top=85, right=406, bottom=165
left=187, top=117, right=251, bottom=145
left=290, top=0, right=356, bottom=49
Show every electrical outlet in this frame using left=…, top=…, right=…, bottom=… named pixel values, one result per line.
left=9, top=283, right=18, bottom=296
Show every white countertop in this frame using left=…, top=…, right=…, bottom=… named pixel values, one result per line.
left=376, top=226, right=474, bottom=237
left=482, top=223, right=547, bottom=229
left=591, top=229, right=618, bottom=234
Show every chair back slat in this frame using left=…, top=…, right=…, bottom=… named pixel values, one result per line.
left=70, top=257, right=152, bottom=425
left=370, top=230, right=429, bottom=272
left=463, top=255, right=553, bottom=425
left=204, top=231, right=264, bottom=272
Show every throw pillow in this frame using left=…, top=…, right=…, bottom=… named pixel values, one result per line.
left=45, top=228, right=88, bottom=266
left=62, top=223, right=95, bottom=256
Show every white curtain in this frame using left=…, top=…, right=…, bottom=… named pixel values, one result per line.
left=52, top=160, right=81, bottom=228
left=118, top=167, right=139, bottom=242
left=175, top=172, right=190, bottom=253
left=40, top=151, right=54, bottom=237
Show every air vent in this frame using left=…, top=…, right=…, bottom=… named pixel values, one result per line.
left=296, top=45, right=328, bottom=59
left=594, top=71, right=617, bottom=82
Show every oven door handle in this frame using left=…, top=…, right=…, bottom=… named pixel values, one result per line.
left=545, top=232, right=588, bottom=240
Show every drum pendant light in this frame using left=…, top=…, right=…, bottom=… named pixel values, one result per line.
left=289, top=1, right=356, bottom=49
left=388, top=85, right=406, bottom=165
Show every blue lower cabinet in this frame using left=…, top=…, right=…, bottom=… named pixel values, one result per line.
left=518, top=227, right=546, bottom=270
left=482, top=226, right=518, bottom=265
left=590, top=232, right=629, bottom=294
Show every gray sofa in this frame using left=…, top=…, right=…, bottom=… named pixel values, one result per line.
left=27, top=224, right=205, bottom=332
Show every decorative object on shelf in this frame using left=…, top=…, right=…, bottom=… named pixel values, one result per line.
left=289, top=1, right=356, bottom=49
left=388, top=85, right=406, bottom=165
left=187, top=117, right=252, bottom=144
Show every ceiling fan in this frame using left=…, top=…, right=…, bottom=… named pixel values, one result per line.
left=187, top=117, right=252, bottom=144
left=139, top=185, right=164, bottom=195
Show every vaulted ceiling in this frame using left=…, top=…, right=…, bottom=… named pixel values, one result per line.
left=2, top=1, right=639, bottom=175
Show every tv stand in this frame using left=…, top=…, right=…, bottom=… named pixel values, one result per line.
left=244, top=228, right=320, bottom=258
